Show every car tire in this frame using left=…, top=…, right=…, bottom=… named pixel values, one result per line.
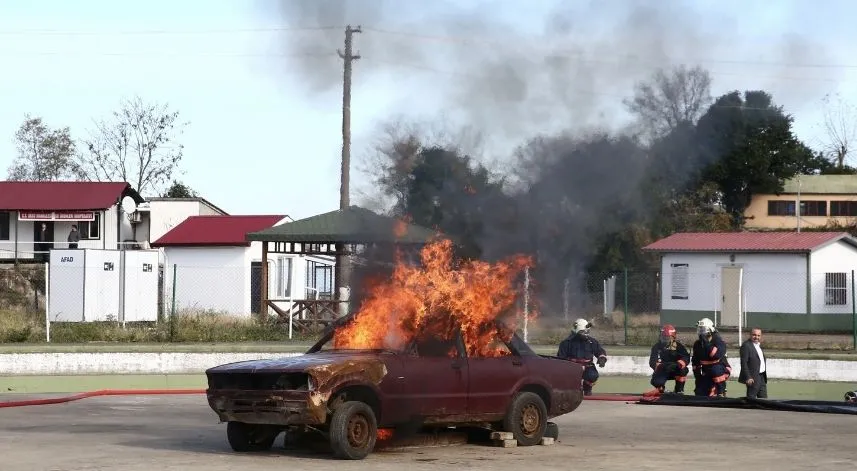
left=328, top=400, right=377, bottom=460
left=503, top=391, right=548, bottom=446
left=226, top=421, right=277, bottom=452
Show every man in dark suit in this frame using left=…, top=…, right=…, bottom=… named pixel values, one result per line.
left=739, top=328, right=768, bottom=398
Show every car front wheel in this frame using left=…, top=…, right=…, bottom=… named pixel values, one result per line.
left=226, top=421, right=277, bottom=452
left=503, top=391, right=548, bottom=446
left=328, top=400, right=377, bottom=460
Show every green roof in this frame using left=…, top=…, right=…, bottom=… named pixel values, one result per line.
left=782, top=175, right=857, bottom=194
left=245, top=205, right=442, bottom=244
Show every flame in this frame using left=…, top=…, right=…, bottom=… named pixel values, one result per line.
left=377, top=428, right=394, bottom=441
left=393, top=219, right=408, bottom=238
left=333, top=238, right=534, bottom=358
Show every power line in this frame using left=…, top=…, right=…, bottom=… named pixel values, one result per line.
left=0, top=26, right=342, bottom=36
left=360, top=59, right=840, bottom=112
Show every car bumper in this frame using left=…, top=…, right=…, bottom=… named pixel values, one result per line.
left=550, top=389, right=584, bottom=417
left=206, top=389, right=326, bottom=425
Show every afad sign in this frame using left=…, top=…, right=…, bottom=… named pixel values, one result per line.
left=18, top=211, right=96, bottom=221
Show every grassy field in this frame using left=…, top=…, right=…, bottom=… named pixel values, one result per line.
left=0, top=374, right=852, bottom=401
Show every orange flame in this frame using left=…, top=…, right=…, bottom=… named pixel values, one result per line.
left=333, top=239, right=535, bottom=358
left=393, top=219, right=408, bottom=238
left=377, top=428, right=394, bottom=441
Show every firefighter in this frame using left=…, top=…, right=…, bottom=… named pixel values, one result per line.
left=692, top=317, right=729, bottom=397
left=648, top=324, right=690, bottom=394
left=557, top=318, right=607, bottom=396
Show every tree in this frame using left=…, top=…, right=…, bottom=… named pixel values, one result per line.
left=623, top=65, right=713, bottom=142
left=7, top=116, right=76, bottom=181
left=162, top=180, right=197, bottom=198
left=77, top=96, right=188, bottom=196
left=696, top=90, right=823, bottom=225
left=818, top=92, right=857, bottom=169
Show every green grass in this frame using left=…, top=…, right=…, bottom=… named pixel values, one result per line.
left=0, top=374, right=851, bottom=401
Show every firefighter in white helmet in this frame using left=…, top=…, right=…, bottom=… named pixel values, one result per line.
left=691, top=317, right=731, bottom=397
left=557, top=318, right=607, bottom=396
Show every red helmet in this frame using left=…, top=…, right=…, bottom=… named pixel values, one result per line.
left=661, top=324, right=676, bottom=339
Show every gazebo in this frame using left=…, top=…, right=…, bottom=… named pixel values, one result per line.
left=245, top=205, right=440, bottom=333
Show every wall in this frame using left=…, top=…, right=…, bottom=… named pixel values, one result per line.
left=809, top=242, right=857, bottom=315
left=147, top=200, right=222, bottom=243
left=660, top=252, right=807, bottom=328
left=744, top=193, right=857, bottom=230
left=2, top=352, right=856, bottom=382
left=163, top=247, right=249, bottom=315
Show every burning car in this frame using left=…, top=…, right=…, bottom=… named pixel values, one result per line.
left=205, top=320, right=584, bottom=459
left=205, top=239, right=584, bottom=459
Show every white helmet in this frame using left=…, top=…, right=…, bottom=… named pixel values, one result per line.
left=573, top=318, right=592, bottom=334
left=697, top=317, right=715, bottom=336
left=845, top=390, right=857, bottom=403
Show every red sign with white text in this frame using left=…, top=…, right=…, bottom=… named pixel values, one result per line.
left=18, top=211, right=95, bottom=221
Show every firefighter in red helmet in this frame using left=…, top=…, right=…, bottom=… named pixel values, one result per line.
left=648, top=324, right=691, bottom=394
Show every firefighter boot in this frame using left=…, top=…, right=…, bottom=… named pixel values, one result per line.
left=673, top=382, right=685, bottom=394
left=583, top=382, right=593, bottom=396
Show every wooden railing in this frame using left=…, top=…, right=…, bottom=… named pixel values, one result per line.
left=266, top=299, right=343, bottom=334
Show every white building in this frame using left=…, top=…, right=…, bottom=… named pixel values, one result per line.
left=136, top=196, right=228, bottom=243
left=642, top=231, right=857, bottom=333
left=0, top=181, right=146, bottom=262
left=153, top=214, right=335, bottom=317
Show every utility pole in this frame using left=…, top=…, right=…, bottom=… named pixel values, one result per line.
left=335, top=24, right=361, bottom=314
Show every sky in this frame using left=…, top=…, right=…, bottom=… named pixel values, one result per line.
left=0, top=0, right=855, bottom=220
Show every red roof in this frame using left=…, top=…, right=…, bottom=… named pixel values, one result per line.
left=152, top=215, right=287, bottom=247
left=0, top=181, right=139, bottom=211
left=642, top=232, right=857, bottom=253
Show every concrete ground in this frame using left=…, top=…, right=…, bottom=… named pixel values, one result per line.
left=1, top=395, right=854, bottom=471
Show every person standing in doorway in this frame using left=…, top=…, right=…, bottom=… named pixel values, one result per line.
left=67, top=225, right=80, bottom=249
left=739, top=328, right=768, bottom=399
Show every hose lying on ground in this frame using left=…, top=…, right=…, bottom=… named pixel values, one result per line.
left=0, top=389, right=205, bottom=408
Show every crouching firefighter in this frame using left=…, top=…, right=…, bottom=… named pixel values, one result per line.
left=693, top=317, right=729, bottom=397
left=557, top=318, right=607, bottom=396
left=649, top=324, right=690, bottom=394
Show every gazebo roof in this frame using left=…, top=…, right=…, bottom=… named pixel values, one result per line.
left=245, top=205, right=441, bottom=245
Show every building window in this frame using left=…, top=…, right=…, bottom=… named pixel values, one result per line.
left=276, top=257, right=292, bottom=298
left=305, top=260, right=334, bottom=299
left=830, top=201, right=857, bottom=217
left=799, top=200, right=827, bottom=216
left=78, top=213, right=101, bottom=239
left=768, top=200, right=795, bottom=216
left=825, top=272, right=847, bottom=306
left=670, top=263, right=689, bottom=300
left=0, top=211, right=9, bottom=240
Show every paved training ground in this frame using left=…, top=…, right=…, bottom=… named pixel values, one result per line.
left=1, top=395, right=854, bottom=471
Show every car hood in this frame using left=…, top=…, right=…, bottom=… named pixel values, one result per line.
left=205, top=351, right=389, bottom=375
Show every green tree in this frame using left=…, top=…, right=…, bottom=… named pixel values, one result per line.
left=7, top=116, right=77, bottom=181
left=696, top=90, right=823, bottom=226
left=162, top=180, right=197, bottom=198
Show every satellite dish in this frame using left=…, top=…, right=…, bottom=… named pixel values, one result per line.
left=121, top=196, right=137, bottom=214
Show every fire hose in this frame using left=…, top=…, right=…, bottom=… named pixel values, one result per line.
left=0, top=389, right=205, bottom=408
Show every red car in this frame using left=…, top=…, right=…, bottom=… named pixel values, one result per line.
left=205, top=321, right=585, bottom=460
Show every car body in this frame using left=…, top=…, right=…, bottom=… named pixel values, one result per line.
left=205, top=320, right=585, bottom=459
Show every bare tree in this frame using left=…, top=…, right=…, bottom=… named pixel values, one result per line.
left=77, top=96, right=188, bottom=196
left=7, top=116, right=76, bottom=181
left=623, top=64, right=713, bottom=142
left=818, top=92, right=857, bottom=168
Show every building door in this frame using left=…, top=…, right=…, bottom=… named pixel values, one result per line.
left=33, top=221, right=54, bottom=261
left=720, top=266, right=743, bottom=327
left=250, top=262, right=262, bottom=314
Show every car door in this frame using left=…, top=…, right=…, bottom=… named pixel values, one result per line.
left=398, top=332, right=469, bottom=420
left=465, top=336, right=526, bottom=417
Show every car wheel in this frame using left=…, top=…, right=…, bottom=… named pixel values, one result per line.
left=226, top=421, right=277, bottom=452
left=328, top=401, right=377, bottom=460
left=503, top=391, right=548, bottom=446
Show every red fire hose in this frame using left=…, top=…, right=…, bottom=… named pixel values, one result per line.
left=0, top=389, right=205, bottom=408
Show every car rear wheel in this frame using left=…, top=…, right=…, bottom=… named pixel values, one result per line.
left=328, top=400, right=377, bottom=460
left=503, top=391, right=548, bottom=446
left=226, top=421, right=277, bottom=452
